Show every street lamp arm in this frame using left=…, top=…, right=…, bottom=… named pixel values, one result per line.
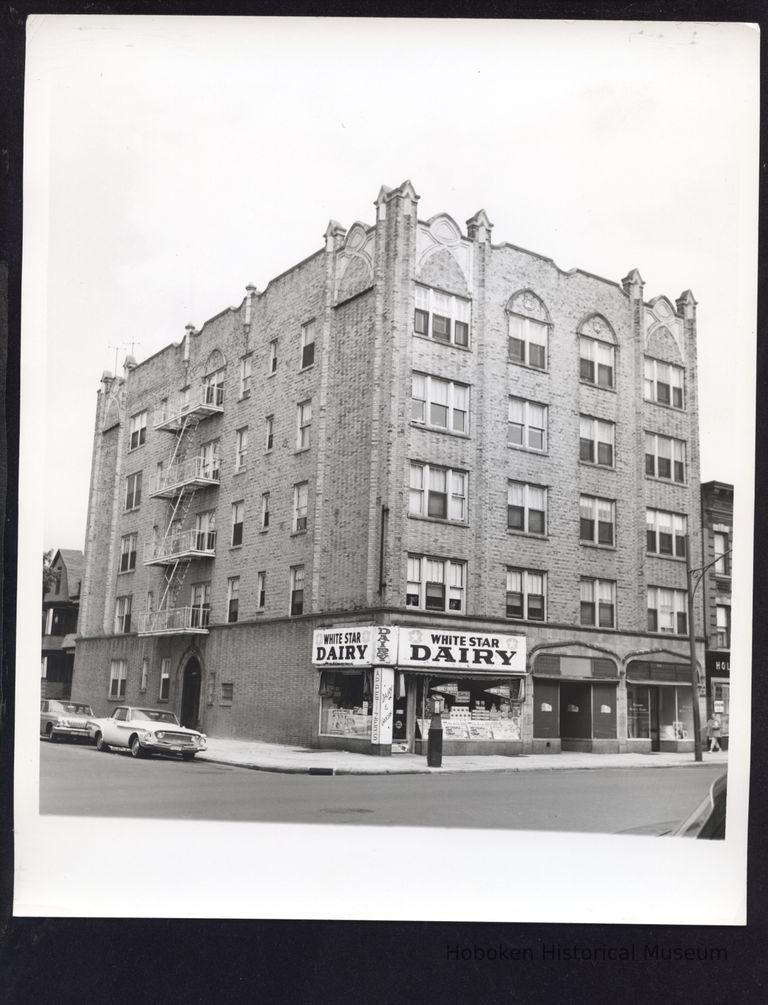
left=688, top=547, right=733, bottom=597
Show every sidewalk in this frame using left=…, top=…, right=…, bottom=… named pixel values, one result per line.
left=198, top=738, right=728, bottom=776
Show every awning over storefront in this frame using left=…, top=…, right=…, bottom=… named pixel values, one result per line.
left=625, top=661, right=691, bottom=685
left=532, top=654, right=618, bottom=680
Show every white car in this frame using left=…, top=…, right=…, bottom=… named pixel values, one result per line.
left=89, top=705, right=207, bottom=761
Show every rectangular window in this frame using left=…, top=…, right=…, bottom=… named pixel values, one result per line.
left=125, top=471, right=142, bottom=511
left=129, top=410, right=147, bottom=450
left=580, top=578, right=616, bottom=629
left=261, top=491, right=270, bottom=530
left=579, top=337, right=615, bottom=388
left=508, top=315, right=548, bottom=369
left=290, top=565, right=305, bottom=616
left=119, top=532, right=137, bottom=572
left=194, top=510, right=216, bottom=551
left=647, top=586, right=688, bottom=635
left=231, top=501, right=244, bottom=547
left=293, top=481, right=309, bottom=532
left=240, top=354, right=252, bottom=398
left=265, top=415, right=274, bottom=451
left=579, top=416, right=615, bottom=467
left=109, top=659, right=127, bottom=699
left=414, top=286, right=471, bottom=348
left=146, top=591, right=154, bottom=614
left=645, top=432, right=686, bottom=483
left=227, top=576, right=240, bottom=623
left=408, top=462, right=467, bottom=522
left=220, top=682, right=234, bottom=705
left=269, top=340, right=278, bottom=375
left=114, top=595, right=132, bottom=634
left=406, top=555, right=466, bottom=614
left=139, top=657, right=148, bottom=693
left=579, top=496, right=615, bottom=546
left=301, top=320, right=316, bottom=369
left=506, top=568, right=546, bottom=621
left=508, top=397, right=547, bottom=451
left=256, top=571, right=266, bottom=610
left=716, top=606, right=731, bottom=648
left=190, top=583, right=211, bottom=629
left=507, top=481, right=547, bottom=535
left=200, top=439, right=221, bottom=481
left=411, top=372, right=469, bottom=434
left=713, top=532, right=729, bottom=575
left=159, top=658, right=171, bottom=701
left=646, top=509, right=687, bottom=557
left=297, top=399, right=312, bottom=449
left=235, top=427, right=248, bottom=472
left=203, top=368, right=225, bottom=407
left=644, top=357, right=685, bottom=408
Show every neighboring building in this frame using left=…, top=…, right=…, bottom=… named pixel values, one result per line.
left=72, top=180, right=706, bottom=756
left=701, top=480, right=733, bottom=747
left=42, top=549, right=83, bottom=700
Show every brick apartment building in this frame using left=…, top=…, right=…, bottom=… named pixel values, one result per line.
left=701, top=480, right=733, bottom=747
left=71, top=179, right=707, bottom=756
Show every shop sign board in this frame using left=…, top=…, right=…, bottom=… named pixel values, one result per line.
left=397, top=628, right=526, bottom=674
left=312, top=626, right=398, bottom=667
left=371, top=667, right=394, bottom=745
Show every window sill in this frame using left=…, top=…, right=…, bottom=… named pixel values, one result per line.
left=291, top=530, right=308, bottom=537
left=579, top=541, right=617, bottom=552
left=264, top=448, right=273, bottom=455
left=506, top=530, right=548, bottom=541
left=407, top=514, right=468, bottom=528
left=299, top=364, right=316, bottom=373
left=260, top=527, right=269, bottom=534
left=124, top=507, right=141, bottom=514
left=107, top=697, right=127, bottom=703
left=127, top=444, right=146, bottom=453
left=295, top=446, right=311, bottom=455
left=238, top=393, right=251, bottom=402
left=579, top=461, right=615, bottom=472
left=404, top=606, right=466, bottom=617
left=233, top=468, right=247, bottom=476
left=579, top=379, right=616, bottom=394
left=267, top=371, right=277, bottom=379
left=579, top=623, right=618, bottom=632
left=157, top=699, right=170, bottom=704
left=644, top=397, right=685, bottom=414
left=645, top=475, right=687, bottom=488
left=116, top=568, right=137, bottom=576
left=647, top=552, right=687, bottom=563
left=507, top=443, right=548, bottom=457
left=507, top=359, right=548, bottom=375
left=410, top=422, right=470, bottom=440
left=412, top=332, right=472, bottom=353
left=229, top=544, right=243, bottom=551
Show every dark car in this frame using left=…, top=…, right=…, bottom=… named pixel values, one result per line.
left=619, top=773, right=727, bottom=839
left=40, top=699, right=95, bottom=742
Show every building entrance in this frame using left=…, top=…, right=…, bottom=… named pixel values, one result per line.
left=180, top=657, right=202, bottom=730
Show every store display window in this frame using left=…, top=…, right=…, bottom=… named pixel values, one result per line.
left=627, top=684, right=651, bottom=739
left=318, top=670, right=372, bottom=738
left=659, top=685, right=694, bottom=741
left=415, top=677, right=524, bottom=741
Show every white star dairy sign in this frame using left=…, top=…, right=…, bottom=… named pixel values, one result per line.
left=312, top=626, right=526, bottom=674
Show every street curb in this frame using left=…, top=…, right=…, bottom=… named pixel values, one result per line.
left=197, top=755, right=726, bottom=777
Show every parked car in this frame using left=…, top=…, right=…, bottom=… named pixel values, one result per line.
left=88, top=705, right=208, bottom=761
left=619, top=773, right=726, bottom=839
left=40, top=699, right=95, bottom=742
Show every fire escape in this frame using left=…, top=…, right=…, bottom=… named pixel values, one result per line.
left=137, top=372, right=224, bottom=636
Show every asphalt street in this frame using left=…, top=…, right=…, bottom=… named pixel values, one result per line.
left=39, top=739, right=723, bottom=832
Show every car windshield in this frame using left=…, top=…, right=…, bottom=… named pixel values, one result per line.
left=51, top=702, right=93, bottom=715
left=133, top=709, right=179, bottom=724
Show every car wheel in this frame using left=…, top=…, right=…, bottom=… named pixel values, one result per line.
left=49, top=729, right=59, bottom=742
left=130, top=736, right=145, bottom=759
left=181, top=752, right=196, bottom=762
left=45, top=723, right=53, bottom=740
left=95, top=732, right=111, bottom=753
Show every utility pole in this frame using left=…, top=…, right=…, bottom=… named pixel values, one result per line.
left=686, top=535, right=734, bottom=763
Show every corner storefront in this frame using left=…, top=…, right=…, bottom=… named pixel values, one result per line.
left=313, top=625, right=527, bottom=756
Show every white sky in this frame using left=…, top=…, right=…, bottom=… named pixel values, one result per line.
left=25, top=17, right=759, bottom=551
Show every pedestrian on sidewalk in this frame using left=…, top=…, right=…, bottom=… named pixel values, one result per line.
left=706, top=713, right=722, bottom=753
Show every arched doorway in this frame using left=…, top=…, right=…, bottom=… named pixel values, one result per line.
left=180, top=657, right=202, bottom=729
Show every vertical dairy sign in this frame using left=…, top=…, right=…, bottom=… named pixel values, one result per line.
left=371, top=666, right=395, bottom=746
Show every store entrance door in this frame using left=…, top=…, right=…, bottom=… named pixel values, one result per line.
left=560, top=683, right=592, bottom=741
left=649, top=688, right=660, bottom=752
left=180, top=657, right=201, bottom=730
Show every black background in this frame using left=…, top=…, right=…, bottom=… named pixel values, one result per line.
left=2, top=3, right=766, bottom=1001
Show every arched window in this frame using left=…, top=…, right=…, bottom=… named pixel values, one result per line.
left=506, top=291, right=551, bottom=371
left=578, top=314, right=617, bottom=389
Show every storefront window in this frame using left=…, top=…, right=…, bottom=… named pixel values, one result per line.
left=415, top=677, right=524, bottom=742
left=319, top=671, right=372, bottom=738
left=659, top=686, right=694, bottom=741
left=627, top=684, right=651, bottom=739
